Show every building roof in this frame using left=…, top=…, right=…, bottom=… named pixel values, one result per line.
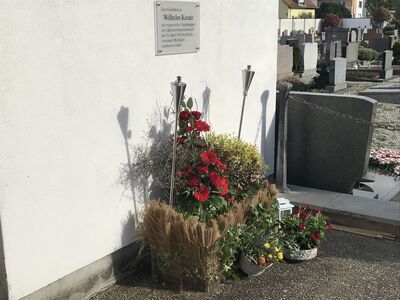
left=281, top=0, right=317, bottom=9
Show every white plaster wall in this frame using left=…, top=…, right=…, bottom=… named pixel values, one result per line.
left=0, top=0, right=278, bottom=298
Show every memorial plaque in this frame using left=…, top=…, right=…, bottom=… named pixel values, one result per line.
left=155, top=1, right=200, bottom=55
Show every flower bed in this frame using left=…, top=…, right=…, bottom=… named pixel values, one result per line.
left=370, top=148, right=400, bottom=176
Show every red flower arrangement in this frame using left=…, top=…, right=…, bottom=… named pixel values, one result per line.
left=174, top=98, right=233, bottom=222
left=280, top=206, right=330, bottom=250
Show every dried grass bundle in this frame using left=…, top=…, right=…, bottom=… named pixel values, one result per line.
left=142, top=181, right=278, bottom=291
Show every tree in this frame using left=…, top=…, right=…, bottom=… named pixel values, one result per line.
left=324, top=13, right=341, bottom=28
left=316, top=2, right=352, bottom=18
left=365, top=0, right=394, bottom=17
left=373, top=6, right=392, bottom=27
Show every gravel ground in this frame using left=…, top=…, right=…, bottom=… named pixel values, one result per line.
left=372, top=102, right=400, bottom=149
left=91, top=232, right=400, bottom=300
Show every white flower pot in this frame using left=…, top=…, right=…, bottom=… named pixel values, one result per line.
left=286, top=247, right=318, bottom=261
left=239, top=253, right=271, bottom=276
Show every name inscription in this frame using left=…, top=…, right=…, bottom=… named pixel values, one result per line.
left=155, top=1, right=200, bottom=55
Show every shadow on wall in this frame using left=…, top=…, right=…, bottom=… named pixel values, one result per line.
left=112, top=85, right=213, bottom=283
left=0, top=217, right=9, bottom=300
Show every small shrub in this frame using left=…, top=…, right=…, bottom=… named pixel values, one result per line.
left=207, top=133, right=267, bottom=201
left=358, top=48, right=380, bottom=61
left=324, top=13, right=341, bottom=28
left=359, top=41, right=369, bottom=48
left=393, top=42, right=400, bottom=64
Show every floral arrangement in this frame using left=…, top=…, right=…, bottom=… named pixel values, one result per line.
left=369, top=148, right=400, bottom=176
left=280, top=206, right=331, bottom=252
left=174, top=98, right=233, bottom=222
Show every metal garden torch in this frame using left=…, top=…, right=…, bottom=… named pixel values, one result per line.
left=238, top=65, right=255, bottom=139
left=169, top=76, right=186, bottom=207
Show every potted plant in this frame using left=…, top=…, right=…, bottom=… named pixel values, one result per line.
left=239, top=238, right=283, bottom=276
left=238, top=200, right=284, bottom=276
left=280, top=206, right=332, bottom=261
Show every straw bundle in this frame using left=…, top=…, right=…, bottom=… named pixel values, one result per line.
left=142, top=181, right=278, bottom=291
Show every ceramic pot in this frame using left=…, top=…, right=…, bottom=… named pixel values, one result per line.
left=239, top=253, right=272, bottom=276
left=286, top=247, right=318, bottom=261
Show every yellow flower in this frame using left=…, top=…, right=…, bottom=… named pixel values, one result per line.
left=267, top=254, right=273, bottom=260
left=277, top=252, right=284, bottom=260
left=264, top=242, right=271, bottom=249
left=274, top=247, right=279, bottom=252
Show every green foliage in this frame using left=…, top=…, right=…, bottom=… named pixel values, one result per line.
left=393, top=42, right=400, bottom=64
left=366, top=0, right=392, bottom=17
left=316, top=2, right=351, bottom=18
left=359, top=41, right=369, bottom=48
left=358, top=48, right=380, bottom=61
left=280, top=207, right=331, bottom=251
left=206, top=133, right=267, bottom=201
left=214, top=200, right=281, bottom=278
left=297, top=11, right=313, bottom=19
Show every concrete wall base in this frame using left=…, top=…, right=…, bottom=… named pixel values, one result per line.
left=21, top=240, right=146, bottom=300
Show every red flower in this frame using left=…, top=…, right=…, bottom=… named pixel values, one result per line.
left=191, top=111, right=202, bottom=120
left=299, top=213, right=308, bottom=219
left=194, top=184, right=210, bottom=202
left=209, top=171, right=221, bottom=186
left=188, top=176, right=200, bottom=188
left=179, top=111, right=190, bottom=121
left=217, top=178, right=229, bottom=196
left=177, top=136, right=186, bottom=145
left=185, top=126, right=193, bottom=133
left=193, top=120, right=210, bottom=132
left=226, top=197, right=234, bottom=203
left=298, top=223, right=305, bottom=231
left=292, top=208, right=300, bottom=215
left=311, top=231, right=321, bottom=241
left=325, top=221, right=332, bottom=232
left=312, top=210, right=321, bottom=215
left=197, top=165, right=209, bottom=174
left=201, top=150, right=218, bottom=165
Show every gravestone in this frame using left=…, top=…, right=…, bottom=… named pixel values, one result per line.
left=321, top=32, right=326, bottom=42
left=326, top=40, right=342, bottom=61
left=363, top=29, right=384, bottom=42
left=357, top=27, right=363, bottom=42
left=304, top=33, right=314, bottom=43
left=286, top=92, right=377, bottom=193
left=277, top=45, right=294, bottom=80
left=344, top=42, right=359, bottom=63
left=370, top=37, right=390, bottom=52
left=394, top=29, right=398, bottom=37
left=327, top=57, right=347, bottom=92
left=325, top=27, right=350, bottom=45
left=299, top=42, right=318, bottom=76
left=290, top=30, right=297, bottom=36
left=380, top=50, right=393, bottom=80
left=350, top=30, right=357, bottom=43
left=282, top=29, right=289, bottom=37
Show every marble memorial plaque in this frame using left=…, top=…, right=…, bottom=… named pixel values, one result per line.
left=155, top=1, right=200, bottom=55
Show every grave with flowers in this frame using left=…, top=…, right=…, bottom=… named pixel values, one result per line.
left=135, top=94, right=332, bottom=291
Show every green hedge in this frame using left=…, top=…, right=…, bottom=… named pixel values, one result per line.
left=358, top=48, right=379, bottom=61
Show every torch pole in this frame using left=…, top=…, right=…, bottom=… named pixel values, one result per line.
left=238, top=93, right=247, bottom=139
left=169, top=108, right=179, bottom=207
